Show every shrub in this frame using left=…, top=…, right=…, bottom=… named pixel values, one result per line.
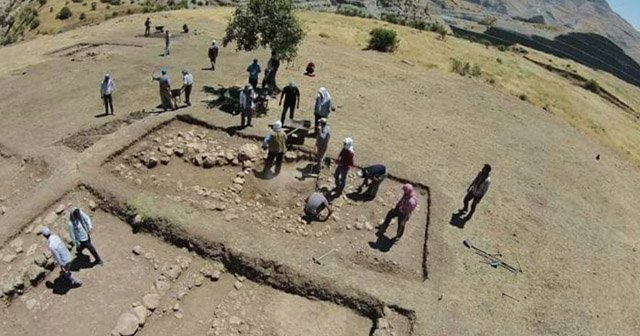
left=108, top=0, right=120, bottom=5
left=488, top=78, right=496, bottom=85
left=480, top=16, right=497, bottom=26
left=196, top=1, right=203, bottom=5
left=49, top=7, right=53, bottom=12
left=368, top=27, right=399, bottom=52
left=56, top=6, right=72, bottom=20
left=496, top=57, right=503, bottom=64
left=190, top=0, right=195, bottom=3
left=112, top=11, right=118, bottom=17
left=470, top=64, right=482, bottom=77
left=381, top=13, right=404, bottom=25
left=408, top=20, right=427, bottom=31
left=335, top=7, right=372, bottom=19
left=497, top=44, right=509, bottom=52
left=30, top=18, right=40, bottom=30
left=585, top=79, right=601, bottom=94
left=72, top=0, right=83, bottom=3
left=79, top=12, right=86, bottom=20
left=519, top=94, right=527, bottom=101
left=106, top=5, right=110, bottom=9
left=38, top=0, right=47, bottom=6
left=82, top=2, right=87, bottom=6
left=319, top=32, right=329, bottom=38
left=126, top=8, right=132, bottom=14
left=91, top=2, right=97, bottom=10
left=430, top=22, right=447, bottom=40
left=451, top=57, right=470, bottom=76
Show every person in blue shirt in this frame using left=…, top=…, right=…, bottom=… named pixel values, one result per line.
left=247, top=59, right=261, bottom=89
left=356, top=164, right=387, bottom=199
left=68, top=207, right=103, bottom=265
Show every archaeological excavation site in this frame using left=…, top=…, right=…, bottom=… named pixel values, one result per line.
left=0, top=113, right=428, bottom=336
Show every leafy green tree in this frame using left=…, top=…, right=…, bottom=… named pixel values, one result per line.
left=223, top=0, right=305, bottom=89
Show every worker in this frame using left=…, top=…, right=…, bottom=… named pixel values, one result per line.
left=356, top=164, right=387, bottom=199
left=279, top=82, right=300, bottom=124
left=304, top=62, right=315, bottom=77
left=261, top=121, right=287, bottom=176
left=458, top=164, right=492, bottom=219
left=182, top=70, right=194, bottom=106
left=40, top=227, right=82, bottom=287
left=164, top=30, right=171, bottom=56
left=377, top=184, right=418, bottom=242
left=208, top=40, right=219, bottom=70
left=263, top=52, right=280, bottom=94
left=68, top=207, right=103, bottom=265
left=247, top=59, right=261, bottom=89
left=315, top=118, right=330, bottom=172
left=152, top=68, right=174, bottom=111
left=239, top=84, right=256, bottom=128
left=334, top=138, right=354, bottom=194
left=144, top=17, right=151, bottom=37
left=304, top=189, right=333, bottom=221
left=100, top=73, right=115, bottom=116
left=314, top=87, right=334, bottom=128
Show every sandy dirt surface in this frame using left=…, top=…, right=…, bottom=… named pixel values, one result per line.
left=0, top=8, right=638, bottom=336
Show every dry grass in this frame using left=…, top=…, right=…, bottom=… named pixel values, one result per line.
left=297, top=11, right=640, bottom=167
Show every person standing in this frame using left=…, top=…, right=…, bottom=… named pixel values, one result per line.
left=181, top=70, right=194, bottom=106
left=377, top=184, right=418, bottom=242
left=314, top=87, right=333, bottom=128
left=40, top=227, right=82, bottom=287
left=262, top=121, right=287, bottom=176
left=239, top=84, right=256, bottom=128
left=208, top=40, right=219, bottom=70
left=278, top=82, right=300, bottom=124
left=152, top=68, right=174, bottom=111
left=144, top=17, right=151, bottom=37
left=458, top=164, right=492, bottom=219
left=315, top=118, right=330, bottom=172
left=356, top=164, right=387, bottom=199
left=246, top=59, right=260, bottom=89
left=68, top=207, right=103, bottom=265
left=263, top=52, right=280, bottom=94
left=164, top=30, right=171, bottom=56
left=334, top=138, right=354, bottom=194
left=100, top=74, right=115, bottom=116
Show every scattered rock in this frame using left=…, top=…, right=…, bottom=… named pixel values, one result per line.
left=33, top=252, right=48, bottom=267
left=132, top=246, right=143, bottom=255
left=163, top=264, right=182, bottom=281
left=365, top=222, right=374, bottom=231
left=131, top=305, right=148, bottom=326
left=2, top=253, right=16, bottom=263
left=173, top=303, right=181, bottom=311
left=174, top=312, right=183, bottom=319
left=229, top=316, right=242, bottom=326
left=88, top=200, right=98, bottom=211
left=114, top=312, right=139, bottom=336
left=160, top=156, right=171, bottom=165
left=26, top=298, right=37, bottom=310
left=238, top=144, right=261, bottom=162
left=154, top=279, right=171, bottom=293
left=0, top=206, right=6, bottom=215
left=142, top=293, right=160, bottom=310
left=203, top=156, right=216, bottom=169
left=234, top=281, right=243, bottom=290
left=194, top=275, right=204, bottom=287
left=26, top=264, right=46, bottom=284
left=174, top=147, right=185, bottom=157
left=233, top=177, right=245, bottom=185
left=146, top=157, right=158, bottom=169
left=55, top=204, right=66, bottom=214
left=284, top=151, right=297, bottom=162
left=355, top=222, right=364, bottom=230
left=345, top=224, right=353, bottom=230
left=224, top=213, right=239, bottom=222
left=26, top=244, right=38, bottom=256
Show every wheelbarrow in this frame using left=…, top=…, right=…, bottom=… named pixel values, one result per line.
left=171, top=88, right=183, bottom=106
left=283, top=119, right=312, bottom=148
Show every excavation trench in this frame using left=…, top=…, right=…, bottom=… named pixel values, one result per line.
left=83, top=183, right=417, bottom=334
left=101, top=114, right=432, bottom=281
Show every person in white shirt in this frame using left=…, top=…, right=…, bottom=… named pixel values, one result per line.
left=181, top=70, right=194, bottom=106
left=40, top=227, right=82, bottom=287
left=100, top=74, right=115, bottom=115
left=459, top=164, right=492, bottom=219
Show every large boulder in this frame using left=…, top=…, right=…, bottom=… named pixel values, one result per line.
left=237, top=144, right=261, bottom=162
left=114, top=312, right=139, bottom=336
left=142, top=293, right=160, bottom=311
left=131, top=305, right=149, bottom=326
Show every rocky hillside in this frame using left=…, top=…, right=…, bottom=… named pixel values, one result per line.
left=453, top=0, right=640, bottom=63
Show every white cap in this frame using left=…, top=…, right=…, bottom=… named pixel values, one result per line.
left=39, top=227, right=51, bottom=236
left=273, top=121, right=282, bottom=131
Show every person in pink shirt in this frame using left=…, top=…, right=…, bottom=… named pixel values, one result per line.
left=377, top=184, right=418, bottom=241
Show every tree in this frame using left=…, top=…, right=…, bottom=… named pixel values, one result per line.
left=223, top=0, right=305, bottom=91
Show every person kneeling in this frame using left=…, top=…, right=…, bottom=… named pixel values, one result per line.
left=304, top=190, right=333, bottom=222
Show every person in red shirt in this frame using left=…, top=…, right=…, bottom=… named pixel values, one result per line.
left=377, top=184, right=418, bottom=241
left=333, top=138, right=354, bottom=194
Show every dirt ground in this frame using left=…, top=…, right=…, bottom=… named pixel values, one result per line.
left=0, top=7, right=639, bottom=336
